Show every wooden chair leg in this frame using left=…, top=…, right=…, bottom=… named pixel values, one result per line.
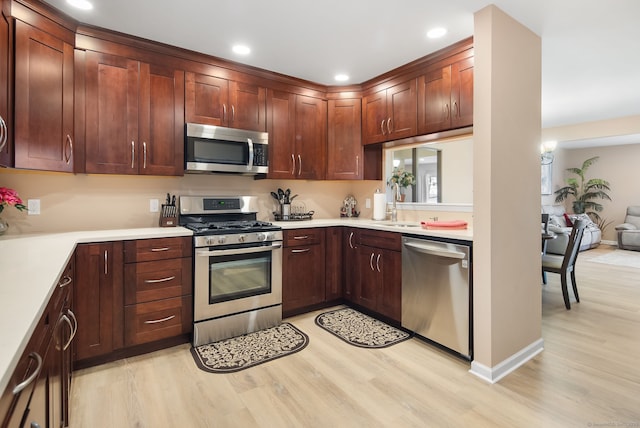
left=570, top=270, right=580, bottom=303
left=561, top=273, right=571, bottom=309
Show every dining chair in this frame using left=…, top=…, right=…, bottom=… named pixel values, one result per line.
left=541, top=219, right=587, bottom=309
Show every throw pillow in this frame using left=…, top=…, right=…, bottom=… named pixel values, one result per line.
left=563, top=213, right=573, bottom=227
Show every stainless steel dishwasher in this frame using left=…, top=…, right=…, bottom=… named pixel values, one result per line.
left=401, top=236, right=472, bottom=360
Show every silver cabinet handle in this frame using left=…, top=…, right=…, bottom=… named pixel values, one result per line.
left=291, top=153, right=295, bottom=175
left=453, top=101, right=459, bottom=118
left=369, top=252, right=375, bottom=271
left=13, top=352, right=42, bottom=395
left=58, top=275, right=72, bottom=288
left=445, top=103, right=450, bottom=120
left=231, top=105, right=235, bottom=122
left=0, top=115, right=7, bottom=152
left=144, top=276, right=175, bottom=284
left=223, top=104, right=227, bottom=122
left=348, top=232, right=354, bottom=249
left=104, top=249, right=108, bottom=275
left=61, top=314, right=74, bottom=351
left=131, top=141, right=135, bottom=168
left=143, top=141, right=147, bottom=169
left=386, top=118, right=392, bottom=134
left=65, top=134, right=73, bottom=164
left=356, top=155, right=359, bottom=175
left=293, top=235, right=309, bottom=240
left=298, top=154, right=302, bottom=176
left=380, top=119, right=385, bottom=135
left=67, top=309, right=78, bottom=343
left=376, top=253, right=381, bottom=272
left=291, top=248, right=311, bottom=253
left=150, top=247, right=170, bottom=252
left=144, top=315, right=175, bottom=325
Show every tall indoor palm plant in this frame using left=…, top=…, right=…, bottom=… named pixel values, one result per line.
left=554, top=156, right=612, bottom=222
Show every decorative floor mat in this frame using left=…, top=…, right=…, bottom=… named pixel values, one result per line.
left=190, top=323, right=309, bottom=374
left=315, top=308, right=411, bottom=348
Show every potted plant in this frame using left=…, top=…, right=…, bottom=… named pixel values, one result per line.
left=0, top=187, right=27, bottom=235
left=554, top=156, right=612, bottom=223
left=387, top=167, right=415, bottom=202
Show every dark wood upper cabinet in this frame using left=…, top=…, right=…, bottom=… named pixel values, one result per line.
left=83, top=51, right=184, bottom=175
left=267, top=90, right=326, bottom=180
left=0, top=0, right=11, bottom=167
left=327, top=98, right=362, bottom=180
left=185, top=71, right=266, bottom=132
left=13, top=20, right=74, bottom=172
left=362, top=79, right=417, bottom=145
left=418, top=56, right=474, bottom=134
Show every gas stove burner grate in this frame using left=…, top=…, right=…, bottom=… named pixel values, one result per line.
left=184, top=220, right=276, bottom=234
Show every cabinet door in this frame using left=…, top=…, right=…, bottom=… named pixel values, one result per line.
left=357, top=245, right=379, bottom=311
left=418, top=64, right=452, bottom=135
left=387, top=79, right=417, bottom=140
left=74, top=242, right=124, bottom=361
left=378, top=249, right=402, bottom=322
left=282, top=242, right=326, bottom=315
left=450, top=57, right=474, bottom=129
left=266, top=89, right=296, bottom=178
left=14, top=20, right=74, bottom=172
left=229, top=80, right=266, bottom=131
left=295, top=95, right=326, bottom=180
left=185, top=71, right=229, bottom=126
left=327, top=98, right=362, bottom=180
left=342, top=228, right=359, bottom=302
left=325, top=227, right=343, bottom=301
left=138, top=63, right=184, bottom=176
left=0, top=3, right=11, bottom=167
left=84, top=51, right=139, bottom=174
left=362, top=89, right=387, bottom=145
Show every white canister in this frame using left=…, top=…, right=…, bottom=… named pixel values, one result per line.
left=372, top=189, right=387, bottom=221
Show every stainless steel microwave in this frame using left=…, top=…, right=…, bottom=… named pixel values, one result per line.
left=185, top=123, right=269, bottom=174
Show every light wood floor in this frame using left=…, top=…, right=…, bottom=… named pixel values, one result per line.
left=69, top=245, right=640, bottom=427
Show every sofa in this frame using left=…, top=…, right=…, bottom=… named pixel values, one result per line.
left=615, top=206, right=640, bottom=251
left=542, top=205, right=602, bottom=255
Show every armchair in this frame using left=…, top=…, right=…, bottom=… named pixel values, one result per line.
left=542, top=205, right=602, bottom=255
left=615, top=206, right=640, bottom=251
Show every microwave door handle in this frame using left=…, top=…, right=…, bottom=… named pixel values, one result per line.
left=247, top=138, right=254, bottom=171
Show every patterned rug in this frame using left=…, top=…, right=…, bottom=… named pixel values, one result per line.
left=190, top=323, right=309, bottom=374
left=315, top=308, right=411, bottom=348
left=590, top=250, right=640, bottom=269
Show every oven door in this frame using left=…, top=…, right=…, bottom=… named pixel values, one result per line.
left=194, top=241, right=282, bottom=321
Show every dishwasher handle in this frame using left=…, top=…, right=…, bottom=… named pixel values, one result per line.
left=403, top=241, right=466, bottom=259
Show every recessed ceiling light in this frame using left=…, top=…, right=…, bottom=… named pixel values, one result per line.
left=232, top=45, right=251, bottom=55
left=66, top=0, right=93, bottom=10
left=334, top=74, right=349, bottom=82
left=427, top=27, right=447, bottom=39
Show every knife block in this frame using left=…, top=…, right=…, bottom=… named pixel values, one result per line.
left=159, top=204, right=177, bottom=227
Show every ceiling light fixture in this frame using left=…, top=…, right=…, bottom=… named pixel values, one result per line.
left=66, top=0, right=93, bottom=10
left=334, top=74, right=349, bottom=82
left=427, top=27, right=447, bottom=39
left=232, top=45, right=251, bottom=55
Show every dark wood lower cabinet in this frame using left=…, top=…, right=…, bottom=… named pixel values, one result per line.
left=282, top=228, right=326, bottom=316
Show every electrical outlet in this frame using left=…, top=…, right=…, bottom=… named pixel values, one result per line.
left=150, top=199, right=159, bottom=213
left=27, top=199, right=41, bottom=215
left=365, top=198, right=371, bottom=209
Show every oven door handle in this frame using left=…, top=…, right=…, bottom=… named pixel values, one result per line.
left=196, top=242, right=282, bottom=257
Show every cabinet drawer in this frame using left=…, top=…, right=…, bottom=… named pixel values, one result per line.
left=124, top=258, right=192, bottom=305
left=358, top=229, right=401, bottom=251
left=124, top=296, right=192, bottom=346
left=284, top=228, right=324, bottom=247
left=124, top=237, right=192, bottom=263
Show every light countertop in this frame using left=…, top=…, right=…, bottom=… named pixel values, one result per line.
left=0, top=227, right=192, bottom=394
left=0, top=220, right=472, bottom=394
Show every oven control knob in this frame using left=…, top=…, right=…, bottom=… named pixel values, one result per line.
left=217, top=236, right=226, bottom=244
left=205, top=236, right=214, bottom=246
left=256, top=232, right=267, bottom=241
left=238, top=234, right=246, bottom=243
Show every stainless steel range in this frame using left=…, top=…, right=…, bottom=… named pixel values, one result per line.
left=179, top=195, right=283, bottom=346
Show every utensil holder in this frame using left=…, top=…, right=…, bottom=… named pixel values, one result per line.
left=281, top=203, right=291, bottom=220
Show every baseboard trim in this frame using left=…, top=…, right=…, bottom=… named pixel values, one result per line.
left=468, top=338, right=544, bottom=384
left=601, top=239, right=617, bottom=246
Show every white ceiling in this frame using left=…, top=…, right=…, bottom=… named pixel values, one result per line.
left=42, top=0, right=640, bottom=139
